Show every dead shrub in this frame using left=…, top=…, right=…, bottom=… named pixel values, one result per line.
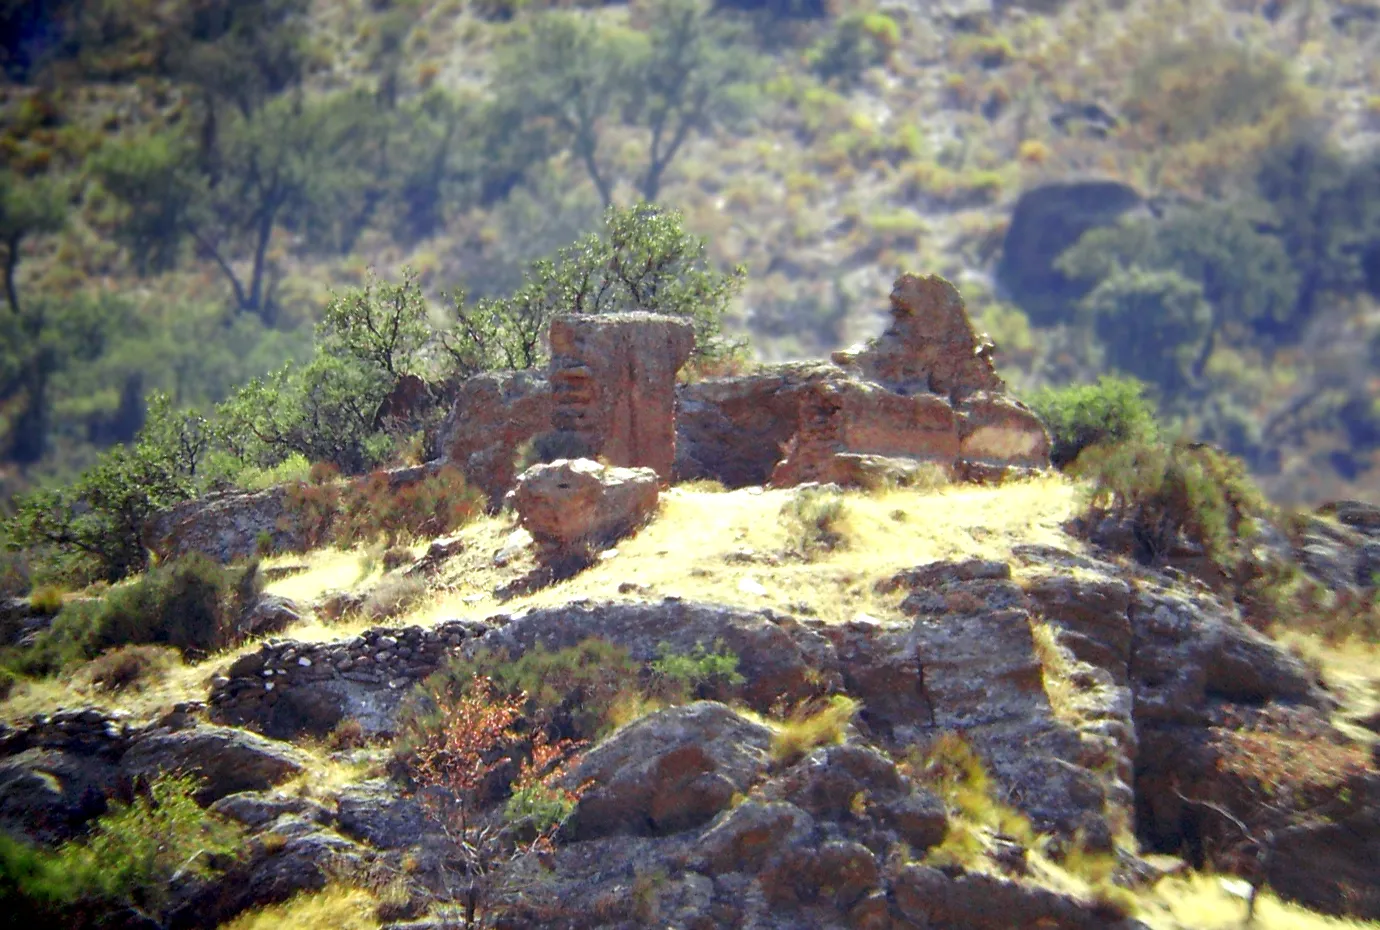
left=87, top=644, right=179, bottom=692
left=361, top=575, right=427, bottom=621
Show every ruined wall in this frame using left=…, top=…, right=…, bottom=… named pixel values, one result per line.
left=549, top=313, right=695, bottom=482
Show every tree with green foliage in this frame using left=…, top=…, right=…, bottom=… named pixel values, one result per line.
left=1028, top=375, right=1160, bottom=469
left=94, top=91, right=365, bottom=321
left=1058, top=203, right=1299, bottom=385
left=0, top=170, right=68, bottom=464
left=1256, top=136, right=1380, bottom=327
left=492, top=0, right=761, bottom=206
left=1078, top=267, right=1213, bottom=394
left=443, top=202, right=745, bottom=373
left=626, top=0, right=764, bottom=202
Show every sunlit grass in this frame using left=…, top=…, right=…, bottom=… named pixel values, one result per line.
left=217, top=884, right=380, bottom=930
left=1138, top=873, right=1380, bottom=930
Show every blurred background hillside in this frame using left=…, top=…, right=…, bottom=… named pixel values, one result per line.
left=3, top=0, right=1379, bottom=506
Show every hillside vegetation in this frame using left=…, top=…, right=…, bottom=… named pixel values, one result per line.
left=1, top=0, right=1379, bottom=509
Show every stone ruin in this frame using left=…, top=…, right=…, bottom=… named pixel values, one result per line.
left=437, top=272, right=1050, bottom=504
left=146, top=273, right=1051, bottom=563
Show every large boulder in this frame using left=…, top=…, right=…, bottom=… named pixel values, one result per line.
left=0, top=749, right=120, bottom=843
left=148, top=486, right=302, bottom=564
left=570, top=702, right=773, bottom=840
left=510, top=458, right=659, bottom=559
left=996, top=180, right=1146, bottom=323
left=120, top=725, right=309, bottom=803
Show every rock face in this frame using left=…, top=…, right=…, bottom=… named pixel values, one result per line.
left=510, top=458, right=660, bottom=558
left=549, top=313, right=695, bottom=481
left=148, top=463, right=445, bottom=563
left=149, top=485, right=302, bottom=564
left=996, top=179, right=1146, bottom=322
left=435, top=369, right=553, bottom=508
left=570, top=702, right=773, bottom=840
left=119, top=725, right=309, bottom=803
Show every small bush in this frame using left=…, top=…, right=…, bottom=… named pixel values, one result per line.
left=326, top=719, right=369, bottom=752
left=28, top=584, right=65, bottom=614
left=1073, top=437, right=1269, bottom=572
left=649, top=640, right=745, bottom=702
left=0, top=666, right=14, bottom=701
left=405, top=640, right=644, bottom=749
left=87, top=644, right=179, bottom=692
left=0, top=774, right=241, bottom=924
left=381, top=546, right=413, bottom=572
left=769, top=694, right=859, bottom=766
left=6, top=555, right=261, bottom=675
left=781, top=487, right=849, bottom=556
left=287, top=465, right=484, bottom=551
left=1028, top=376, right=1160, bottom=469
left=906, top=732, right=1035, bottom=845
left=360, top=575, right=427, bottom=622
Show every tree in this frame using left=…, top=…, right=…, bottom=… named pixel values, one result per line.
left=626, top=0, right=764, bottom=202
left=0, top=170, right=65, bottom=318
left=1078, top=267, right=1213, bottom=395
left=492, top=11, right=642, bottom=208
left=0, top=171, right=67, bottom=464
left=318, top=270, right=434, bottom=381
left=443, top=202, right=745, bottom=374
left=1058, top=203, right=1299, bottom=382
left=492, top=0, right=762, bottom=207
left=94, top=92, right=360, bottom=321
left=1256, top=137, right=1380, bottom=327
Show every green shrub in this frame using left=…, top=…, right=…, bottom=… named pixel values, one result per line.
left=284, top=465, right=485, bottom=551
left=399, top=639, right=644, bottom=757
left=1072, top=437, right=1269, bottom=572
left=649, top=640, right=745, bottom=702
left=0, top=666, right=14, bottom=701
left=5, top=555, right=261, bottom=676
left=1027, top=376, right=1160, bottom=469
left=769, top=694, right=859, bottom=766
left=0, top=774, right=241, bottom=925
left=27, top=584, right=65, bottom=614
left=805, top=11, right=899, bottom=88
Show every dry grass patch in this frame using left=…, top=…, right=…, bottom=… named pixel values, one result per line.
left=422, top=474, right=1084, bottom=625
left=217, top=884, right=381, bottom=930
left=1137, top=873, right=1380, bottom=930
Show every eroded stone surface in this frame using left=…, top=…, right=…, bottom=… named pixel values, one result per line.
left=549, top=313, right=695, bottom=481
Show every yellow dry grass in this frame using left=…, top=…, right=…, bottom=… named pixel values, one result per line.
left=216, top=884, right=380, bottom=930
left=1138, top=874, right=1380, bottom=930
left=416, top=473, right=1086, bottom=627
left=1272, top=632, right=1380, bottom=747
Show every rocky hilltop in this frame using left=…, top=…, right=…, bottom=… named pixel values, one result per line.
left=3, top=275, right=1379, bottom=930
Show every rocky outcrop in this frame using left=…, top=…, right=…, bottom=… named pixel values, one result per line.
left=149, top=485, right=302, bottom=564
left=570, top=702, right=773, bottom=840
left=149, top=463, right=444, bottom=563
left=119, top=725, right=309, bottom=803
left=549, top=313, right=695, bottom=481
left=510, top=458, right=660, bottom=563
left=996, top=179, right=1146, bottom=323
left=435, top=369, right=553, bottom=508
left=0, top=709, right=305, bottom=845
left=0, top=596, right=56, bottom=647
